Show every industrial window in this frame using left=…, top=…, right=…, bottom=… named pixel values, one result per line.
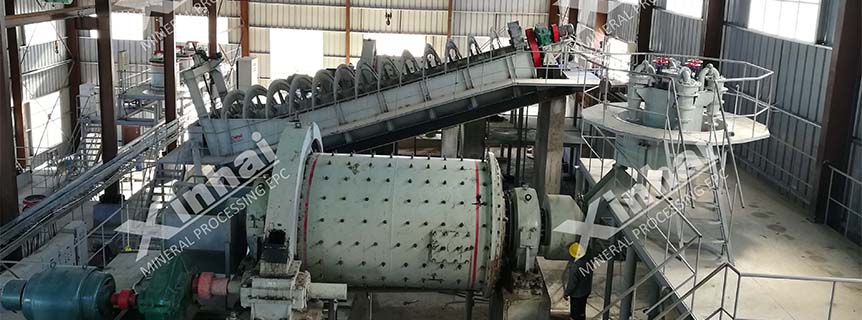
left=111, top=12, right=145, bottom=40
left=27, top=91, right=65, bottom=155
left=363, top=33, right=427, bottom=57
left=23, top=22, right=59, bottom=45
left=665, top=0, right=703, bottom=18
left=748, top=0, right=821, bottom=42
left=174, top=15, right=229, bottom=45
left=606, top=38, right=632, bottom=83
left=89, top=13, right=145, bottom=40
left=269, top=29, right=323, bottom=79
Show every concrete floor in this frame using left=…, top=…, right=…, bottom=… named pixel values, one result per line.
left=580, top=158, right=862, bottom=319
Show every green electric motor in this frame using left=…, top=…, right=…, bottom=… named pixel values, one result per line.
left=0, top=267, right=116, bottom=320
left=534, top=26, right=554, bottom=47
left=135, top=255, right=196, bottom=320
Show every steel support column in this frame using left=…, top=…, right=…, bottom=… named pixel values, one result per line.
left=601, top=237, right=616, bottom=320
left=66, top=0, right=81, bottom=150
left=637, top=0, right=655, bottom=62
left=594, top=1, right=608, bottom=49
left=240, top=0, right=249, bottom=57
left=461, top=120, right=485, bottom=159
left=446, top=0, right=453, bottom=38
left=0, top=0, right=19, bottom=226
left=549, top=0, right=560, bottom=25
left=208, top=0, right=217, bottom=58
left=534, top=98, right=565, bottom=197
left=164, top=11, right=177, bottom=151
left=569, top=7, right=579, bottom=26
left=5, top=0, right=25, bottom=169
left=345, top=0, right=351, bottom=64
left=813, top=0, right=862, bottom=223
left=96, top=0, right=120, bottom=203
left=441, top=126, right=459, bottom=158
left=619, top=246, right=637, bottom=320
left=702, top=0, right=726, bottom=59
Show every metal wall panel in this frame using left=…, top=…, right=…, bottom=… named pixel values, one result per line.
left=252, top=0, right=344, bottom=6
left=172, top=0, right=239, bottom=17
left=251, top=53, right=271, bottom=79
left=249, top=27, right=271, bottom=52
left=80, top=38, right=153, bottom=65
left=725, top=0, right=750, bottom=27
left=722, top=25, right=831, bottom=205
left=451, top=12, right=547, bottom=36
left=22, top=65, right=69, bottom=99
left=607, top=2, right=639, bottom=44
left=354, top=7, right=447, bottom=35
left=14, top=1, right=62, bottom=15
left=578, top=0, right=598, bottom=28
left=354, top=0, right=447, bottom=10
left=453, top=0, right=546, bottom=13
left=649, top=9, right=702, bottom=56
left=250, top=3, right=345, bottom=31
left=19, top=41, right=68, bottom=74
left=323, top=31, right=363, bottom=57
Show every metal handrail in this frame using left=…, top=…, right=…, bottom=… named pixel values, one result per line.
left=0, top=120, right=182, bottom=259
left=654, top=262, right=862, bottom=320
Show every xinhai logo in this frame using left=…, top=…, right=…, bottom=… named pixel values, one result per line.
left=116, top=132, right=281, bottom=274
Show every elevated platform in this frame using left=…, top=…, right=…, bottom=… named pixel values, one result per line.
left=582, top=103, right=770, bottom=146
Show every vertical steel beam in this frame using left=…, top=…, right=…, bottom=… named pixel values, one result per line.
left=594, top=1, right=608, bottom=49
left=0, top=0, right=19, bottom=226
left=619, top=246, right=637, bottom=320
left=813, top=0, right=862, bottom=223
left=5, top=0, right=25, bottom=169
left=240, top=0, right=249, bottom=57
left=569, top=7, right=579, bottom=26
left=345, top=0, right=351, bottom=64
left=153, top=15, right=161, bottom=52
left=66, top=0, right=81, bottom=150
left=96, top=0, right=120, bottom=203
left=164, top=11, right=177, bottom=151
left=601, top=237, right=616, bottom=320
left=548, top=0, right=559, bottom=25
left=637, top=0, right=655, bottom=59
left=446, top=0, right=453, bottom=38
left=702, top=0, right=726, bottom=59
left=208, top=0, right=217, bottom=58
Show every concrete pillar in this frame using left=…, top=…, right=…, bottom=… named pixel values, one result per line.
left=533, top=98, right=565, bottom=197
left=461, top=120, right=486, bottom=159
left=441, top=126, right=460, bottom=158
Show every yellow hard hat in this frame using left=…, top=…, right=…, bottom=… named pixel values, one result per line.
left=568, top=243, right=586, bottom=260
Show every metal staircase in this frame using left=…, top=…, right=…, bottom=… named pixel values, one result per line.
left=569, top=46, right=778, bottom=319
left=78, top=121, right=103, bottom=172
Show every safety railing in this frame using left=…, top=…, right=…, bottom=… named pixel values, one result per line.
left=655, top=262, right=862, bottom=320
left=571, top=46, right=780, bottom=319
left=581, top=124, right=708, bottom=320
left=824, top=164, right=862, bottom=242
left=0, top=119, right=183, bottom=260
